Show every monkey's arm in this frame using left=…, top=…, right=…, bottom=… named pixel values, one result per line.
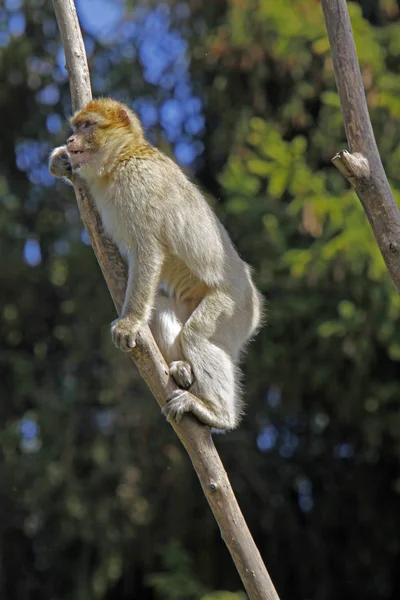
left=111, top=244, right=164, bottom=351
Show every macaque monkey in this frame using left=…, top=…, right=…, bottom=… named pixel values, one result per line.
left=49, top=98, right=263, bottom=430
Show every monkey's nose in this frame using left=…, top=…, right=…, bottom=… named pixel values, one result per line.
left=67, top=136, right=75, bottom=144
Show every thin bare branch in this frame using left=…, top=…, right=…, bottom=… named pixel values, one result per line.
left=51, top=1, right=279, bottom=598
left=321, top=0, right=400, bottom=292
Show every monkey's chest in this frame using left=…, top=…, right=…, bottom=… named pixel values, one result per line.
left=94, top=196, right=137, bottom=252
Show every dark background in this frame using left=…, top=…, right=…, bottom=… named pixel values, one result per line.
left=1, top=1, right=400, bottom=599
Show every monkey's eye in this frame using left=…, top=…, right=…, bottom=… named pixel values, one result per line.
left=82, top=121, right=94, bottom=130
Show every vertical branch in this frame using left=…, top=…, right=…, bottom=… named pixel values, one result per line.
left=320, top=0, right=400, bottom=293
left=53, top=0, right=92, bottom=108
left=51, top=1, right=280, bottom=598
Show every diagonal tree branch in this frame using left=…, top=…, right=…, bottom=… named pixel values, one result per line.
left=320, top=0, right=400, bottom=293
left=51, top=1, right=280, bottom=598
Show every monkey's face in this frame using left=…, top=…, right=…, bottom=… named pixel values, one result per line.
left=67, top=99, right=145, bottom=177
left=67, top=120, right=99, bottom=169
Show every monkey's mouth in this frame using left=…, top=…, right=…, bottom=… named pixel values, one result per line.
left=69, top=150, right=90, bottom=166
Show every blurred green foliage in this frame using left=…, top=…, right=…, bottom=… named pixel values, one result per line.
left=1, top=0, right=400, bottom=599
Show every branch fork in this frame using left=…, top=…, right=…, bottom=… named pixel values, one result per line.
left=332, top=151, right=371, bottom=184
left=321, top=0, right=400, bottom=292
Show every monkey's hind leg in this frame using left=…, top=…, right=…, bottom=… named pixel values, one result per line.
left=163, top=335, right=242, bottom=431
left=150, top=294, right=195, bottom=389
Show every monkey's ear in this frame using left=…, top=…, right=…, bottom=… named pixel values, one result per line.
left=119, top=109, right=131, bottom=126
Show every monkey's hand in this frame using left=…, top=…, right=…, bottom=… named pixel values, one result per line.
left=111, top=316, right=142, bottom=352
left=49, top=146, right=73, bottom=181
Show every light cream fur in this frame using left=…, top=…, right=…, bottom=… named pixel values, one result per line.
left=49, top=101, right=263, bottom=430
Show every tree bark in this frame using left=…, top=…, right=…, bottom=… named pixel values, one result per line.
left=320, top=0, right=400, bottom=293
left=52, top=1, right=280, bottom=598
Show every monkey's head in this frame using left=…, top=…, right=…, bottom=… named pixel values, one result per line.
left=66, top=98, right=145, bottom=176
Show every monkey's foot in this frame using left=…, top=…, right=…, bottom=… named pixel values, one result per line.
left=111, top=317, right=140, bottom=352
left=163, top=390, right=236, bottom=430
left=169, top=361, right=194, bottom=389
left=162, top=390, right=198, bottom=424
